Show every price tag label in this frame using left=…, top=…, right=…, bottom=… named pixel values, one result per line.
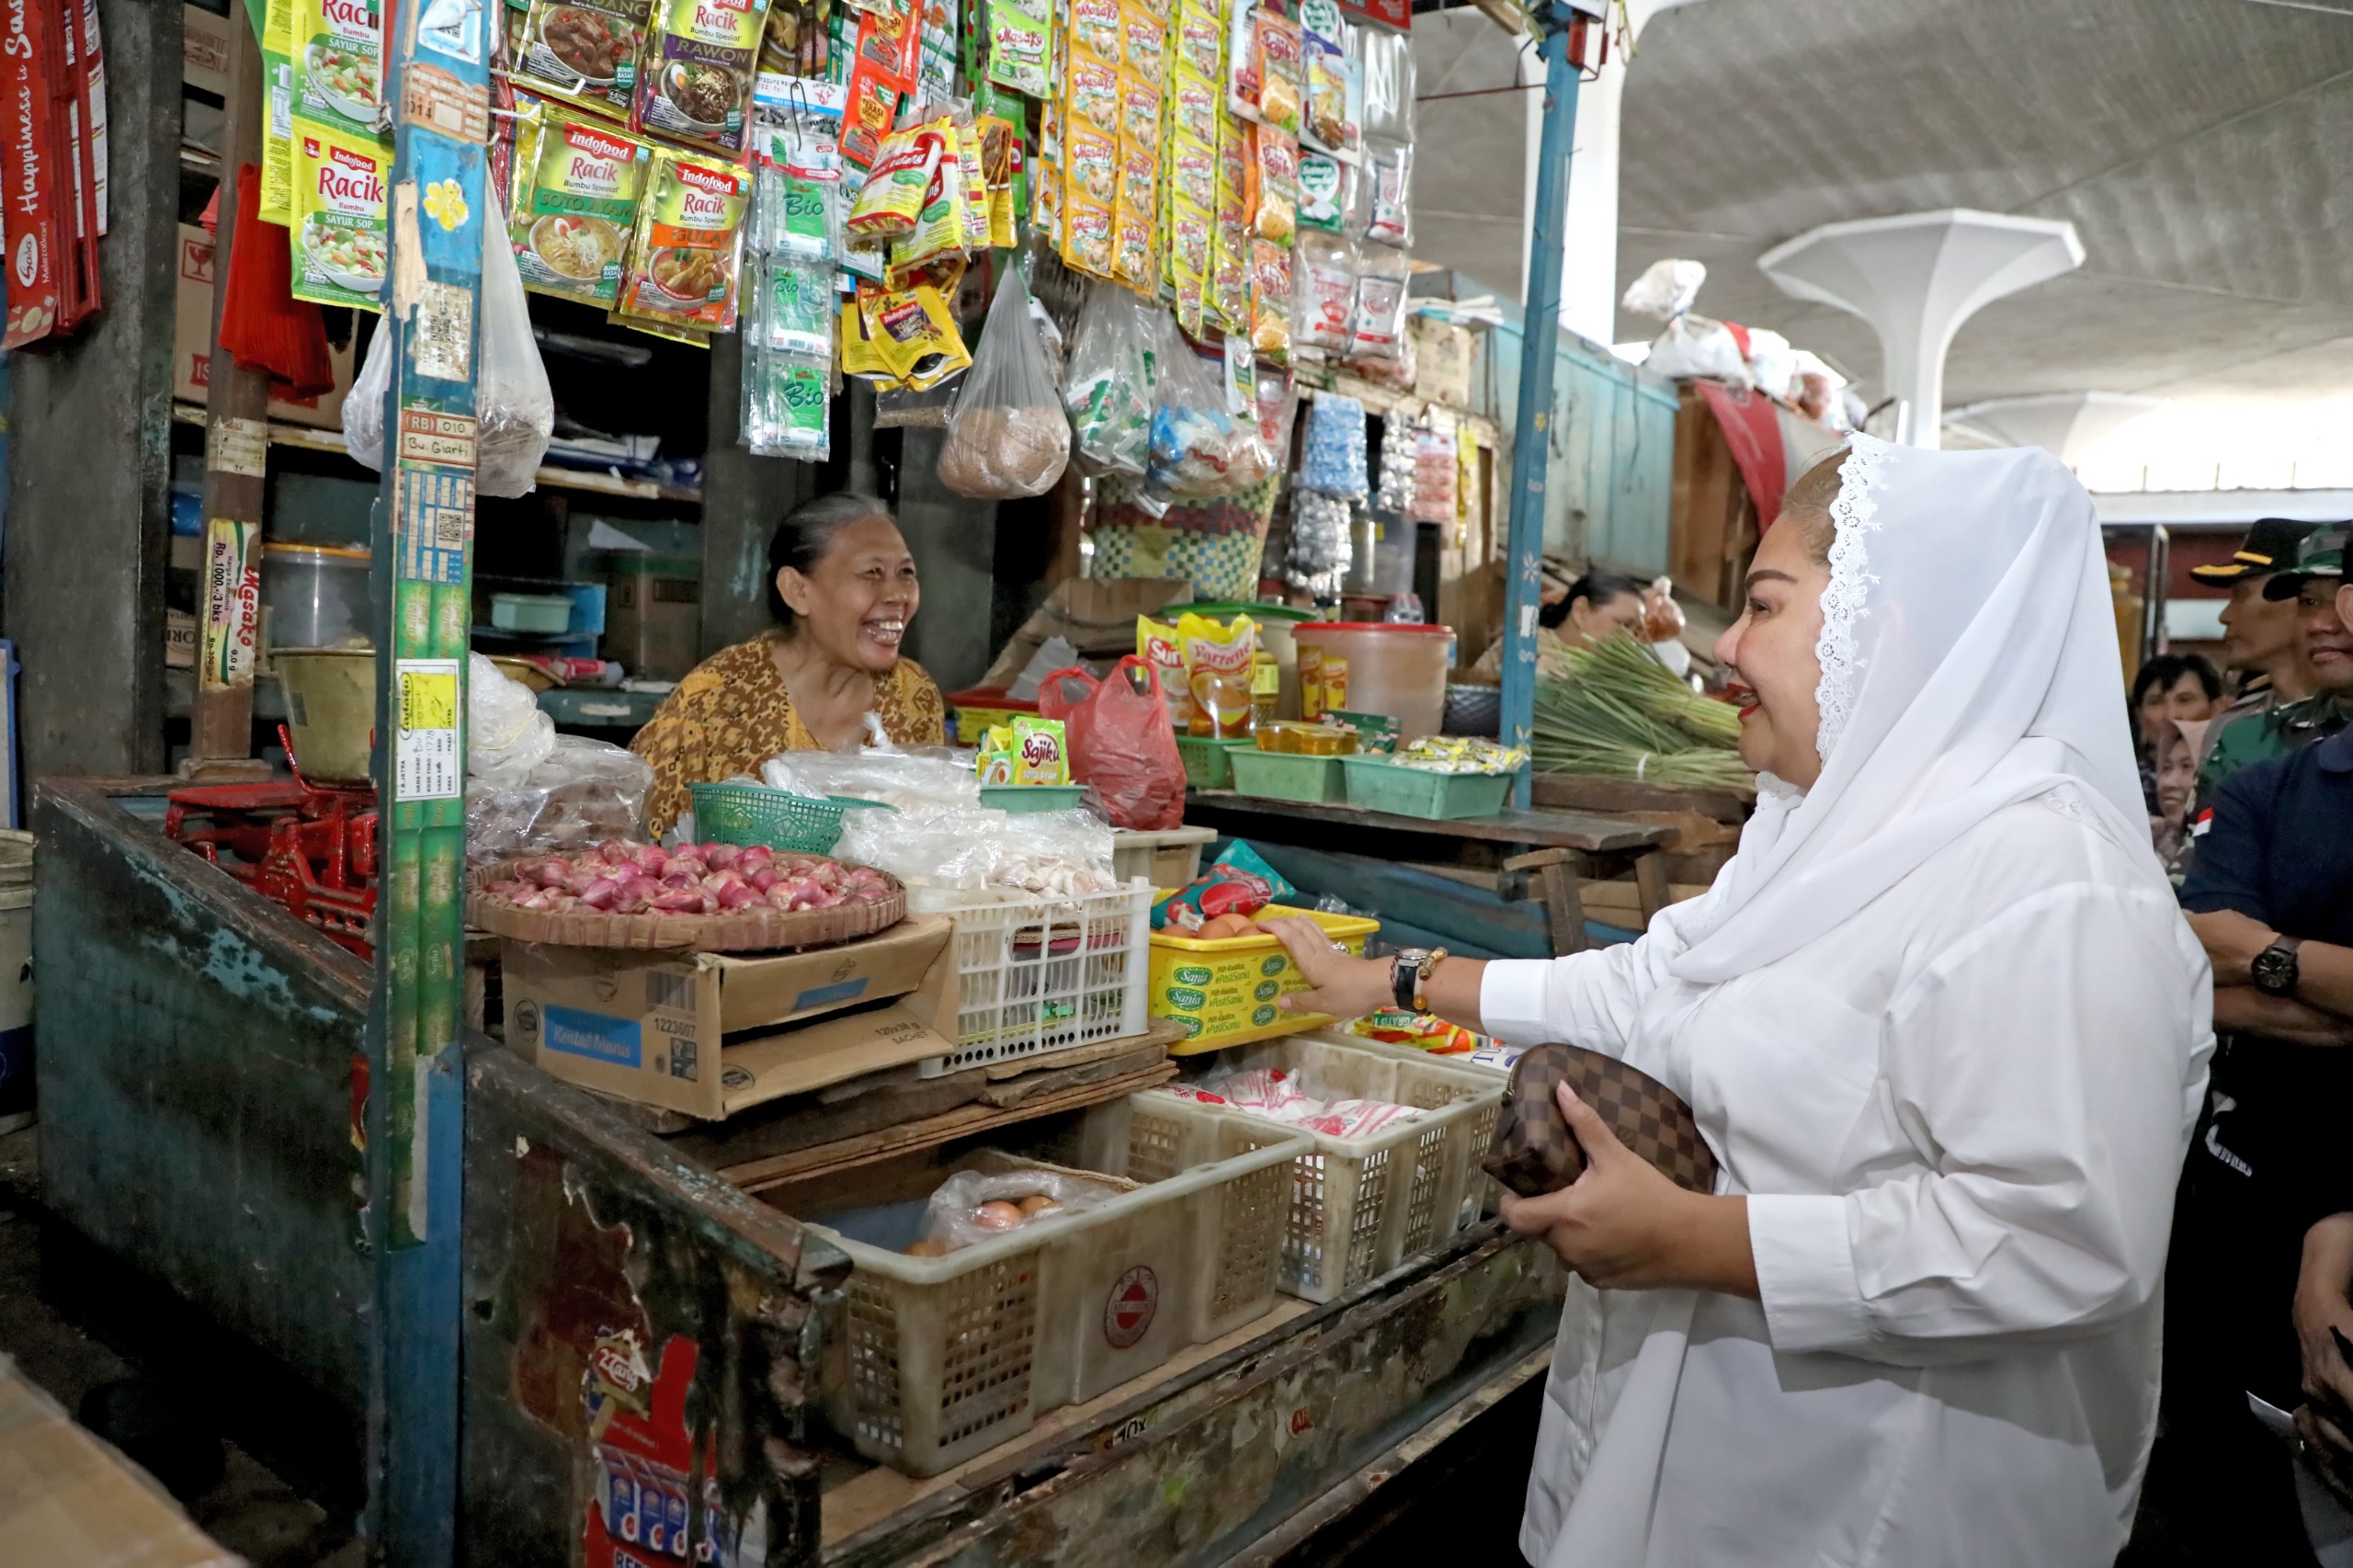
left=395, top=658, right=462, bottom=801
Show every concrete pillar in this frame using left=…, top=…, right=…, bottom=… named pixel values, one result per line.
left=1756, top=210, right=2085, bottom=449
left=4, top=0, right=183, bottom=779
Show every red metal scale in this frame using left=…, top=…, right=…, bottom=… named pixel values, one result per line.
left=165, top=728, right=380, bottom=958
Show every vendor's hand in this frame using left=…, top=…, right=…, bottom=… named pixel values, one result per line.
left=1262, top=915, right=1392, bottom=1019
left=2188, top=908, right=2281, bottom=987
left=1498, top=1084, right=1756, bottom=1297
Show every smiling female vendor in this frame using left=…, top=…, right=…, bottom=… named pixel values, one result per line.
left=632, top=493, right=946, bottom=835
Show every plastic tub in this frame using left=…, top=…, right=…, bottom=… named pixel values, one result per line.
left=1340, top=756, right=1515, bottom=820
left=1226, top=748, right=1346, bottom=804
left=1147, top=904, right=1380, bottom=1051
left=906, top=880, right=1155, bottom=1073
left=1148, top=1029, right=1504, bottom=1303
left=1293, top=622, right=1453, bottom=738
left=1110, top=824, right=1217, bottom=889
left=773, top=1099, right=1310, bottom=1476
left=492, top=592, right=574, bottom=633
left=261, top=543, right=370, bottom=652
left=273, top=647, right=375, bottom=783
left=979, top=783, right=1088, bottom=814
left=1176, top=734, right=1253, bottom=789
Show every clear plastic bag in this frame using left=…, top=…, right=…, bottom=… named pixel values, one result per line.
left=1144, top=326, right=1256, bottom=504
left=1643, top=312, right=1750, bottom=386
left=465, top=736, right=654, bottom=864
left=913, top=1166, right=1125, bottom=1254
left=1061, top=282, right=1155, bottom=478
left=758, top=745, right=981, bottom=812
left=1620, top=257, right=1706, bottom=322
left=468, top=653, right=556, bottom=786
left=344, top=195, right=556, bottom=496
left=938, top=266, right=1072, bottom=499
left=475, top=189, right=557, bottom=497
left=834, top=802, right=1118, bottom=893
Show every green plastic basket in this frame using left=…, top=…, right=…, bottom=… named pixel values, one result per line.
left=980, top=783, right=1089, bottom=813
left=688, top=782, right=892, bottom=853
left=1176, top=734, right=1254, bottom=789
left=1339, top=757, right=1514, bottom=820
left=1227, top=747, right=1347, bottom=804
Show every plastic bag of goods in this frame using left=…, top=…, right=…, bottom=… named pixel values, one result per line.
left=1643, top=312, right=1749, bottom=386
left=758, top=745, right=981, bottom=812
left=1036, top=657, right=1188, bottom=830
left=1143, top=326, right=1256, bottom=503
left=1620, top=257, right=1706, bottom=322
left=938, top=267, right=1072, bottom=499
left=834, top=801, right=1119, bottom=894
left=468, top=653, right=557, bottom=785
left=1297, top=392, right=1368, bottom=499
left=466, top=737, right=655, bottom=864
left=1062, top=282, right=1157, bottom=478
left=906, top=1166, right=1126, bottom=1255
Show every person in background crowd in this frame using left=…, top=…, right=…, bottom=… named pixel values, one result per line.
left=2149, top=716, right=2210, bottom=882
left=2158, top=525, right=2353, bottom=1564
left=2131, top=652, right=2223, bottom=812
left=1468, top=570, right=1649, bottom=681
left=2190, top=517, right=2341, bottom=795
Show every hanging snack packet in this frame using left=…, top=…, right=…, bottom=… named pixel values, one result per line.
left=957, top=116, right=992, bottom=251
left=1348, top=243, right=1409, bottom=361
left=1226, top=0, right=1261, bottom=118
left=979, top=115, right=1019, bottom=244
left=1249, top=125, right=1297, bottom=244
left=858, top=283, right=970, bottom=386
left=756, top=259, right=834, bottom=356
left=1117, top=140, right=1157, bottom=222
left=1063, top=195, right=1116, bottom=278
left=887, top=126, right=967, bottom=277
left=516, top=0, right=644, bottom=120
left=846, top=122, right=944, bottom=241
left=1172, top=74, right=1220, bottom=146
left=1119, top=73, right=1162, bottom=150
left=1362, top=138, right=1412, bottom=248
left=1297, top=149, right=1345, bottom=231
left=1176, top=0, right=1222, bottom=81
left=507, top=97, right=652, bottom=308
left=1068, top=0, right=1120, bottom=62
left=985, top=0, right=1052, bottom=96
left=1111, top=201, right=1155, bottom=291
left=743, top=349, right=833, bottom=460
left=1120, top=1, right=1165, bottom=77
left=1064, top=118, right=1118, bottom=205
left=290, top=123, right=390, bottom=310
left=635, top=0, right=771, bottom=157
left=1294, top=229, right=1354, bottom=353
left=290, top=0, right=386, bottom=143
left=1067, top=53, right=1120, bottom=131
left=1307, top=49, right=1361, bottom=155
left=617, top=148, right=750, bottom=333
left=1137, top=614, right=1191, bottom=727
left=1250, top=239, right=1292, bottom=361
left=1253, top=11, right=1303, bottom=136
left=258, top=0, right=296, bottom=224
left=838, top=58, right=901, bottom=168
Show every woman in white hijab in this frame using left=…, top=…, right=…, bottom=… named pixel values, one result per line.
left=1268, top=436, right=2214, bottom=1567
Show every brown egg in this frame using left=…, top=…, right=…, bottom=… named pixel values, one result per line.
left=904, top=1238, right=951, bottom=1256
left=973, top=1200, right=1025, bottom=1231
left=1198, top=913, right=1254, bottom=939
left=1017, top=1194, right=1061, bottom=1217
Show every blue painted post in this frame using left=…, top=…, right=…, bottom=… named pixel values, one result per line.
left=1501, top=3, right=1593, bottom=808
left=366, top=2, right=492, bottom=1562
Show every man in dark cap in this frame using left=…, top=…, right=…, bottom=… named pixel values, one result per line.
left=2191, top=517, right=2341, bottom=795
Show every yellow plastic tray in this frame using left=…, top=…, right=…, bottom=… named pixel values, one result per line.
left=1149, top=905, right=1381, bottom=1053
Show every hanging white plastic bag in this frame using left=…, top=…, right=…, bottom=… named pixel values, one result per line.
left=475, top=190, right=556, bottom=496
left=1061, top=282, right=1155, bottom=479
left=938, top=267, right=1072, bottom=499
left=1620, top=257, right=1707, bottom=322
left=340, top=197, right=555, bottom=495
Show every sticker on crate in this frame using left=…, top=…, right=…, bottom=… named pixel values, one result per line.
left=1103, top=1265, right=1160, bottom=1349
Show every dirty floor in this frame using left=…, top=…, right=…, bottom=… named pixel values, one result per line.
left=0, top=1123, right=361, bottom=1568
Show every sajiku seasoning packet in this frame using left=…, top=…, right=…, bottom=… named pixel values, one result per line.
left=507, top=95, right=653, bottom=307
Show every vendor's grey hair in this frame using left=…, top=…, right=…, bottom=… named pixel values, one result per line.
left=767, top=492, right=895, bottom=627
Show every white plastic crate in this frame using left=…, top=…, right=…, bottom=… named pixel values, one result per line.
left=1149, top=1029, right=1504, bottom=1303
left=1109, top=824, right=1217, bottom=889
left=1334, top=1030, right=1516, bottom=1219
left=776, top=1096, right=1307, bottom=1477
left=907, top=879, right=1154, bottom=1075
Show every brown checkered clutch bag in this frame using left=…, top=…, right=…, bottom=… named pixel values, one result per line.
left=1482, top=1043, right=1720, bottom=1199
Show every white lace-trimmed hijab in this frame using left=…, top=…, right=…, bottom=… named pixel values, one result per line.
left=1669, top=434, right=2159, bottom=985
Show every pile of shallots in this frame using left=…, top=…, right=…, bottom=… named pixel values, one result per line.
left=481, top=840, right=895, bottom=915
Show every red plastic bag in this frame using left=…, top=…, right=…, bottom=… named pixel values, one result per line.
left=1038, top=657, right=1188, bottom=831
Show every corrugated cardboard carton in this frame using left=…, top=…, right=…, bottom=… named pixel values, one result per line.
left=504, top=915, right=961, bottom=1119
left=173, top=224, right=357, bottom=431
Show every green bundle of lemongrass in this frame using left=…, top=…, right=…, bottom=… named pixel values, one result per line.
left=1529, top=631, right=1752, bottom=789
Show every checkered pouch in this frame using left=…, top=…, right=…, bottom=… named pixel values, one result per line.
left=1482, top=1043, right=1720, bottom=1199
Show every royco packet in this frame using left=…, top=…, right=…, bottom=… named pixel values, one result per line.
left=290, top=122, right=390, bottom=309
left=516, top=0, right=646, bottom=120
left=508, top=97, right=652, bottom=307
left=290, top=0, right=386, bottom=143
left=847, top=121, right=946, bottom=243
left=634, top=0, right=771, bottom=157
left=616, top=147, right=750, bottom=335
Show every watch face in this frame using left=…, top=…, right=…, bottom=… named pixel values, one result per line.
left=2254, top=944, right=2298, bottom=993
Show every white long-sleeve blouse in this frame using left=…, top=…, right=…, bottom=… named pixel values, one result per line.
left=1479, top=796, right=2213, bottom=1568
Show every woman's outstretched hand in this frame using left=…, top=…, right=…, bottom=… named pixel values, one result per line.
left=1500, top=1082, right=1759, bottom=1299
left=1261, top=915, right=1393, bottom=1019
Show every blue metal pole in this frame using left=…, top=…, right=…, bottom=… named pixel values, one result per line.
left=1501, top=5, right=1590, bottom=808
left=367, top=2, right=492, bottom=1562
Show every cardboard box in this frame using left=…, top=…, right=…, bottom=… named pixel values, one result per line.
left=174, top=224, right=358, bottom=432
left=504, top=915, right=961, bottom=1119
left=182, top=4, right=233, bottom=96
left=1411, top=314, right=1476, bottom=409
left=0, top=1355, right=240, bottom=1568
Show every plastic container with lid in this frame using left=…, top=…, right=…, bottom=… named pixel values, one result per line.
left=261, top=543, right=371, bottom=651
left=1293, top=622, right=1453, bottom=740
